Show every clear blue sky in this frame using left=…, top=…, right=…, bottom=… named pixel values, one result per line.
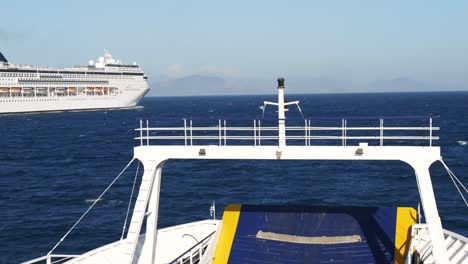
left=1, top=0, right=468, bottom=94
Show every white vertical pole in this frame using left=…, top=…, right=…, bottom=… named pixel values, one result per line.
left=304, top=119, right=307, bottom=146
left=341, top=119, right=345, bottom=146
left=277, top=81, right=286, bottom=148
left=253, top=119, right=257, bottom=146
left=258, top=120, right=261, bottom=146
left=224, top=120, right=227, bottom=146
left=141, top=162, right=165, bottom=264
left=184, top=119, right=187, bottom=146
left=140, top=119, right=143, bottom=146
left=190, top=120, right=193, bottom=146
left=308, top=119, right=311, bottom=146
left=146, top=120, right=149, bottom=146
left=219, top=119, right=222, bottom=146
left=380, top=119, right=384, bottom=147
left=344, top=120, right=347, bottom=147
left=429, top=117, right=433, bottom=147
left=412, top=163, right=450, bottom=263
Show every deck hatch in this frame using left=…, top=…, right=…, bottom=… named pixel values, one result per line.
left=213, top=204, right=415, bottom=264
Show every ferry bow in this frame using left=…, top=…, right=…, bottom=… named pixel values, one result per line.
left=23, top=78, right=467, bottom=264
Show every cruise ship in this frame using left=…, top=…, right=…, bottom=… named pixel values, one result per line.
left=0, top=50, right=149, bottom=114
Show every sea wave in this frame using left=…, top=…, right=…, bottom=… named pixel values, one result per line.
left=457, top=141, right=467, bottom=146
left=104, top=199, right=123, bottom=207
left=84, top=198, right=102, bottom=204
left=84, top=198, right=123, bottom=207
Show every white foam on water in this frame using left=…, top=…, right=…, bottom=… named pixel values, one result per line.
left=102, top=199, right=123, bottom=208
left=457, top=140, right=467, bottom=146
left=84, top=198, right=102, bottom=204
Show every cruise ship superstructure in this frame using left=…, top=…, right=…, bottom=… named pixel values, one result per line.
left=0, top=50, right=149, bottom=114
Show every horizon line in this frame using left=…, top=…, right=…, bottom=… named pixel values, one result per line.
left=147, top=89, right=468, bottom=98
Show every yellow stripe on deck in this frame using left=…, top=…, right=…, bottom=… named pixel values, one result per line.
left=213, top=204, right=242, bottom=264
left=394, top=207, right=417, bottom=264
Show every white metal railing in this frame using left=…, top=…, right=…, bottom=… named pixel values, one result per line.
left=135, top=118, right=439, bottom=147
left=21, top=254, right=79, bottom=264
left=168, top=231, right=215, bottom=264
left=407, top=224, right=468, bottom=263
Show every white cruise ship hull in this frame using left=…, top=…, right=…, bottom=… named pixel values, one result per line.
left=0, top=88, right=149, bottom=114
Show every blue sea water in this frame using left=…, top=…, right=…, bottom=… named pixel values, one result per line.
left=1, top=92, right=467, bottom=263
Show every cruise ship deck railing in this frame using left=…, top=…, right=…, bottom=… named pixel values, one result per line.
left=135, top=117, right=439, bottom=147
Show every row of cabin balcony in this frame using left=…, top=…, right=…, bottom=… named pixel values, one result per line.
left=0, top=87, right=119, bottom=97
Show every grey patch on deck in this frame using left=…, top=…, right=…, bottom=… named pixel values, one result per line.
left=256, top=230, right=362, bottom=244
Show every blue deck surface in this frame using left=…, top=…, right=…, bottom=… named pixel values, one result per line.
left=228, top=205, right=397, bottom=264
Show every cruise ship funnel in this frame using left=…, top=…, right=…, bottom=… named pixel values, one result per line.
left=0, top=52, right=7, bottom=63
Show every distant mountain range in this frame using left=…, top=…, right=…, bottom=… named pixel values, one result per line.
left=149, top=75, right=273, bottom=96
left=369, top=77, right=435, bottom=92
left=147, top=75, right=465, bottom=96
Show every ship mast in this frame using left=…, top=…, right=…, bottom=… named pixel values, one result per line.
left=263, top=77, right=300, bottom=148
left=277, top=78, right=286, bottom=148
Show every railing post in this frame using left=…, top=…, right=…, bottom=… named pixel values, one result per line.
left=223, top=120, right=227, bottom=146
left=308, top=119, right=311, bottom=146
left=146, top=120, right=149, bottom=146
left=304, top=119, right=308, bottom=146
left=258, top=120, right=261, bottom=146
left=429, top=117, right=433, bottom=147
left=341, top=119, right=344, bottom=146
left=341, top=119, right=347, bottom=146
left=253, top=119, right=257, bottom=146
left=380, top=118, right=384, bottom=146
left=190, top=119, right=193, bottom=146
left=184, top=119, right=187, bottom=146
left=46, top=253, right=51, bottom=264
left=344, top=119, right=347, bottom=146
left=219, top=119, right=222, bottom=146
left=139, top=119, right=143, bottom=146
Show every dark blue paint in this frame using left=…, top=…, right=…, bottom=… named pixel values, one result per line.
left=228, top=205, right=396, bottom=264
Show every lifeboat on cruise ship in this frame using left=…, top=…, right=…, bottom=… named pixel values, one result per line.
left=10, top=87, right=21, bottom=92
left=56, top=87, right=66, bottom=94
left=68, top=87, right=77, bottom=92
left=95, top=87, right=102, bottom=91
left=23, top=87, right=34, bottom=93
left=0, top=87, right=9, bottom=92
left=36, top=87, right=47, bottom=93
left=86, top=87, right=94, bottom=91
